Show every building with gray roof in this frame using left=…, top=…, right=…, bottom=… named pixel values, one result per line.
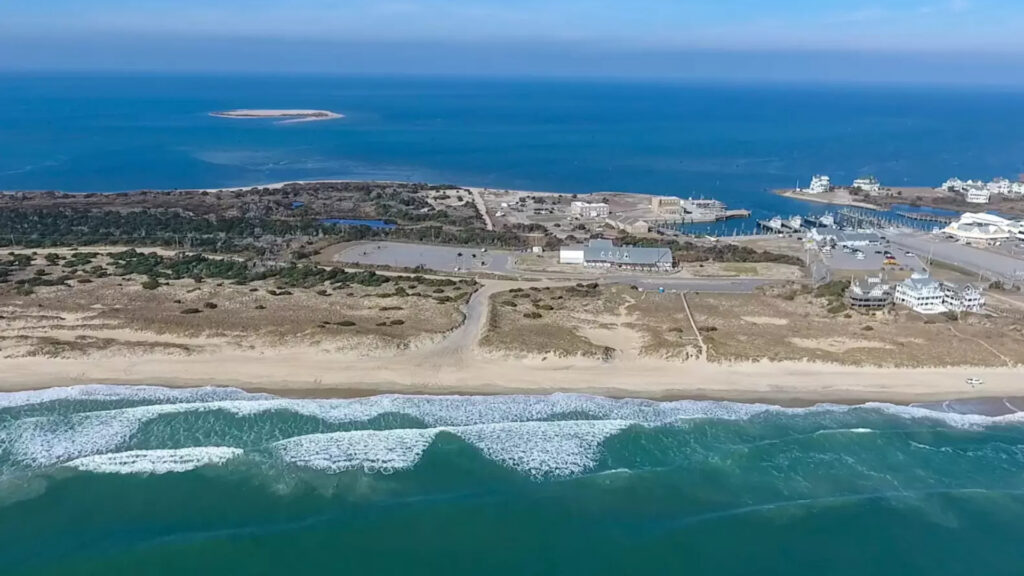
left=559, top=239, right=673, bottom=271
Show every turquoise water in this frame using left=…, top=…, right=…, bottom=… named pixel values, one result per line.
left=2, top=74, right=1024, bottom=221
left=3, top=386, right=1024, bottom=574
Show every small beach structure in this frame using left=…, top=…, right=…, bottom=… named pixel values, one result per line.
left=559, top=239, right=673, bottom=271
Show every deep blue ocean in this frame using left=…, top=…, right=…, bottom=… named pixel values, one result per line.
left=2, top=74, right=1024, bottom=220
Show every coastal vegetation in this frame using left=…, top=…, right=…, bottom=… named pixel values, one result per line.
left=614, top=235, right=804, bottom=266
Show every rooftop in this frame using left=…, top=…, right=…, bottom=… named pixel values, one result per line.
left=575, top=239, right=673, bottom=266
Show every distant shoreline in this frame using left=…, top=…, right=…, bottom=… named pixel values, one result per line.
left=209, top=109, right=344, bottom=124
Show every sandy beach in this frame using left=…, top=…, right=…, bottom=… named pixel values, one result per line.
left=0, top=344, right=1020, bottom=405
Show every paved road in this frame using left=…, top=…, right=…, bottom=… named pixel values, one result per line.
left=610, top=277, right=766, bottom=293
left=888, top=231, right=1024, bottom=282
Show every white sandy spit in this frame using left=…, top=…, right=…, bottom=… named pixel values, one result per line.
left=210, top=109, right=344, bottom=124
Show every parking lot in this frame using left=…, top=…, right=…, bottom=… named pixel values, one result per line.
left=888, top=231, right=1024, bottom=282
left=823, top=244, right=923, bottom=272
left=332, top=242, right=514, bottom=274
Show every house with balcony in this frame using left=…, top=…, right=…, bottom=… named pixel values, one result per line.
left=894, top=273, right=947, bottom=314
left=942, top=283, right=986, bottom=313
left=807, top=175, right=831, bottom=195
left=845, top=276, right=894, bottom=311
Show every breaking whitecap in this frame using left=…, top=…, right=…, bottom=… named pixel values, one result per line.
left=63, top=447, right=244, bottom=475
left=273, top=420, right=633, bottom=478
left=4, top=386, right=1024, bottom=482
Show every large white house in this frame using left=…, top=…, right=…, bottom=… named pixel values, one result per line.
left=942, top=283, right=986, bottom=313
left=807, top=175, right=831, bottom=195
left=942, top=212, right=1014, bottom=244
left=852, top=176, right=880, bottom=193
left=894, top=272, right=986, bottom=314
left=569, top=201, right=610, bottom=219
left=894, top=273, right=947, bottom=314
left=963, top=182, right=991, bottom=204
left=1012, top=182, right=1024, bottom=197
left=988, top=178, right=1012, bottom=196
left=941, top=177, right=965, bottom=192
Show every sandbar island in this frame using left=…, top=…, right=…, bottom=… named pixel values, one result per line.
left=210, top=109, right=344, bottom=123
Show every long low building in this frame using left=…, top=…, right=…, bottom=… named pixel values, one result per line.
left=606, top=215, right=651, bottom=235
left=809, top=228, right=884, bottom=247
left=559, top=239, right=673, bottom=271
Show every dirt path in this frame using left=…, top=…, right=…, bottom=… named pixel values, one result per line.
left=471, top=188, right=494, bottom=231
left=681, top=292, right=707, bottom=360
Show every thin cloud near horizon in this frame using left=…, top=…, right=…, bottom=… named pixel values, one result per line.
left=2, top=0, right=1022, bottom=53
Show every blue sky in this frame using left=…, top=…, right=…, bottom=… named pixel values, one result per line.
left=2, top=0, right=1023, bottom=81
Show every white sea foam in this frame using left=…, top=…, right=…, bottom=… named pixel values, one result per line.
left=5, top=387, right=1024, bottom=478
left=274, top=429, right=439, bottom=474
left=452, top=420, right=632, bottom=478
left=64, top=447, right=243, bottom=475
left=0, top=385, right=263, bottom=410
left=275, top=420, right=631, bottom=478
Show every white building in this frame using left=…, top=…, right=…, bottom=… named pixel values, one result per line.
left=558, top=245, right=585, bottom=265
left=807, top=175, right=831, bottom=195
left=942, top=283, right=986, bottom=313
left=894, top=273, right=987, bottom=314
left=1011, top=182, right=1024, bottom=197
left=605, top=216, right=650, bottom=235
left=942, top=212, right=1013, bottom=244
left=845, top=276, right=894, bottom=310
left=852, top=176, right=880, bottom=193
left=941, top=177, right=965, bottom=192
left=570, top=201, right=610, bottom=219
left=809, top=228, right=883, bottom=248
left=894, top=273, right=947, bottom=314
left=987, top=178, right=1012, bottom=196
left=650, top=196, right=682, bottom=215
left=963, top=183, right=991, bottom=204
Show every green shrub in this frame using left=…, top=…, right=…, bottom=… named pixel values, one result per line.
left=337, top=320, right=356, bottom=327
left=141, top=278, right=160, bottom=290
left=202, top=302, right=218, bottom=309
left=826, top=302, right=848, bottom=315
left=180, top=308, right=202, bottom=315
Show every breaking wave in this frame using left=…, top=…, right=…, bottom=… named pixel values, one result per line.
left=64, top=447, right=244, bottom=475
left=3, top=385, right=1024, bottom=482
